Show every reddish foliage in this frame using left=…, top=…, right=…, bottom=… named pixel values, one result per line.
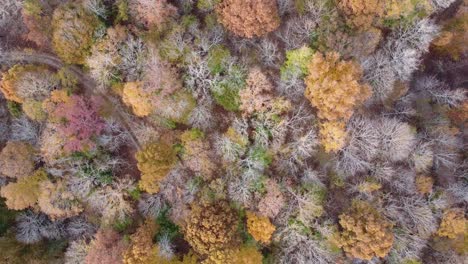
left=53, top=95, right=105, bottom=153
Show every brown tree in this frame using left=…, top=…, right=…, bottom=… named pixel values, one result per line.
left=85, top=229, right=126, bottom=264
left=216, top=0, right=280, bottom=38
left=184, top=201, right=239, bottom=256
left=0, top=141, right=35, bottom=179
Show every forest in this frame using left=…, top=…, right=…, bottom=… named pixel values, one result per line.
left=0, top=0, right=466, bottom=263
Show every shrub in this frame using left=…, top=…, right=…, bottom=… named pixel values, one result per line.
left=184, top=201, right=239, bottom=255
left=0, top=169, right=47, bottom=210
left=0, top=141, right=35, bottom=179
left=85, top=229, right=126, bottom=264
left=136, top=141, right=177, bottom=194
left=52, top=3, right=100, bottom=65
left=246, top=211, right=276, bottom=244
left=216, top=0, right=280, bottom=38
left=334, top=201, right=394, bottom=260
left=436, top=208, right=466, bottom=239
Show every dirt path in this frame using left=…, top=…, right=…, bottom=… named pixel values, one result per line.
left=0, top=51, right=142, bottom=150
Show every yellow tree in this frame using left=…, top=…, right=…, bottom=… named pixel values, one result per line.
left=304, top=52, right=371, bottom=152
left=246, top=211, right=276, bottom=244
left=136, top=141, right=177, bottom=193
left=0, top=169, right=48, bottom=210
left=334, top=201, right=394, bottom=260
left=184, top=201, right=239, bottom=256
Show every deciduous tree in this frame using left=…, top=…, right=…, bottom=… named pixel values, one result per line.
left=85, top=229, right=126, bottom=264
left=246, top=211, right=276, bottom=244
left=334, top=201, right=394, bottom=260
left=184, top=201, right=239, bottom=256
left=52, top=3, right=100, bottom=65
left=216, top=0, right=281, bottom=38
left=0, top=141, right=35, bottom=179
left=136, top=141, right=177, bottom=194
left=0, top=169, right=48, bottom=210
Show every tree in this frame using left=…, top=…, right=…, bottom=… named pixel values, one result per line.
left=85, top=229, right=126, bottom=264
left=304, top=52, right=371, bottom=152
left=14, top=210, right=66, bottom=244
left=305, top=52, right=371, bottom=123
left=37, top=179, right=83, bottom=220
left=0, top=169, right=47, bottom=210
left=136, top=141, right=177, bottom=194
left=51, top=95, right=105, bottom=153
left=319, top=121, right=348, bottom=153
left=87, top=178, right=135, bottom=224
left=184, top=201, right=239, bottom=256
left=337, top=0, right=384, bottom=30
left=246, top=211, right=276, bottom=244
left=0, top=141, right=35, bottom=179
left=216, top=0, right=281, bottom=38
left=415, top=175, right=433, bottom=195
left=239, top=68, right=275, bottom=116
left=280, top=46, right=314, bottom=81
left=123, top=219, right=158, bottom=264
left=128, top=0, right=177, bottom=29
left=0, top=65, right=57, bottom=104
left=122, top=82, right=153, bottom=117
left=65, top=239, right=90, bottom=264
left=23, top=100, right=46, bottom=123
left=52, top=3, right=100, bottom=65
left=334, top=201, right=394, bottom=260
left=436, top=208, right=466, bottom=239
left=258, top=180, right=285, bottom=218
left=180, top=129, right=216, bottom=180
left=0, top=0, right=24, bottom=38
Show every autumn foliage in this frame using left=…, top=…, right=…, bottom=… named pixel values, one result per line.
left=216, top=0, right=280, bottom=38
left=85, top=229, right=126, bottom=264
left=305, top=52, right=371, bottom=152
left=52, top=3, right=100, bottom=64
left=337, top=0, right=384, bottom=29
left=334, top=201, right=394, bottom=260
left=436, top=208, right=466, bottom=239
left=246, top=211, right=276, bottom=244
left=184, top=201, right=239, bottom=256
left=0, top=141, right=35, bottom=179
left=136, top=141, right=177, bottom=194
left=0, top=169, right=47, bottom=210
left=51, top=95, right=105, bottom=153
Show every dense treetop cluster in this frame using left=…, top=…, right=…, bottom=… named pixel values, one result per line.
left=0, top=0, right=466, bottom=263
